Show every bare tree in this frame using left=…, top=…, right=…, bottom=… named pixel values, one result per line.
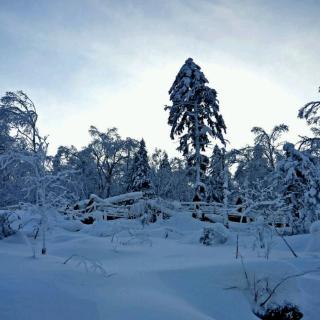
left=88, top=126, right=129, bottom=198
left=251, top=124, right=289, bottom=169
left=0, top=91, right=44, bottom=153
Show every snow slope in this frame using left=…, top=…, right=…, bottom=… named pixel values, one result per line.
left=0, top=212, right=320, bottom=320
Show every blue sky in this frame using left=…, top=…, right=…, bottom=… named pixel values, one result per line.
left=0, top=0, right=319, bottom=156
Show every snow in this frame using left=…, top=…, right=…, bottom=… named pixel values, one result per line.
left=90, top=192, right=144, bottom=206
left=306, top=220, right=320, bottom=253
left=0, top=210, right=320, bottom=319
left=310, top=220, right=320, bottom=234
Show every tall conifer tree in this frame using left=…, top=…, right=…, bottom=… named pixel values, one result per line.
left=165, top=58, right=226, bottom=201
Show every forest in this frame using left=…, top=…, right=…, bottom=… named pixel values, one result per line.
left=1, top=58, right=319, bottom=233
left=1, top=58, right=320, bottom=320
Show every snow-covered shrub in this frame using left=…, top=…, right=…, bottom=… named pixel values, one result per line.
left=256, top=303, right=303, bottom=320
left=130, top=199, right=167, bottom=225
left=252, top=216, right=274, bottom=259
left=276, top=143, right=320, bottom=233
left=129, top=200, right=153, bottom=226
left=0, top=211, right=21, bottom=239
left=237, top=260, right=309, bottom=319
left=129, top=200, right=146, bottom=218
left=199, top=228, right=212, bottom=245
left=200, top=223, right=229, bottom=245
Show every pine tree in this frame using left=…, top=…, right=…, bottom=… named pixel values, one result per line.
left=159, top=152, right=171, bottom=171
left=150, top=150, right=173, bottom=199
left=165, top=58, right=226, bottom=201
left=128, top=139, right=154, bottom=194
left=207, top=145, right=225, bottom=203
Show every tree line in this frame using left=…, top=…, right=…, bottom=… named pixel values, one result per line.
left=0, top=58, right=319, bottom=233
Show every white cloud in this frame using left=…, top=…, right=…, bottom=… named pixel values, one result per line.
left=0, top=0, right=319, bottom=156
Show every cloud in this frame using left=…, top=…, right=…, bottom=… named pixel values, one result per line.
left=0, top=0, right=319, bottom=156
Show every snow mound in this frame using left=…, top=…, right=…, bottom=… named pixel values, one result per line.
left=200, top=223, right=230, bottom=245
left=59, top=220, right=84, bottom=232
left=310, top=221, right=320, bottom=234
left=306, top=220, right=320, bottom=252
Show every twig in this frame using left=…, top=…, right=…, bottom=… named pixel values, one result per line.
left=63, top=254, right=115, bottom=278
left=260, top=268, right=320, bottom=307
left=274, top=227, right=298, bottom=258
left=240, top=256, right=251, bottom=289
left=236, top=233, right=239, bottom=259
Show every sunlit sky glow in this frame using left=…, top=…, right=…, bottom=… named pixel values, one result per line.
left=0, top=0, right=319, bottom=156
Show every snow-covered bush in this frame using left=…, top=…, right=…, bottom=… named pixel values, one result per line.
left=237, top=260, right=312, bottom=319
left=129, top=200, right=146, bottom=218
left=0, top=211, right=21, bottom=239
left=276, top=143, right=320, bottom=233
left=252, top=216, right=274, bottom=259
left=200, top=223, right=229, bottom=245
left=128, top=199, right=153, bottom=225
left=200, top=227, right=214, bottom=246
left=130, top=199, right=170, bottom=225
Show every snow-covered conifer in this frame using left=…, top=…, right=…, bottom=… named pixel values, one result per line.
left=276, top=143, right=320, bottom=232
left=165, top=58, right=226, bottom=201
left=128, top=139, right=154, bottom=195
left=168, top=157, right=193, bottom=201
left=150, top=150, right=172, bottom=199
left=207, top=145, right=226, bottom=203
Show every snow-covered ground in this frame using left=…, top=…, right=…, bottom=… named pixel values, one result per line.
left=1, top=212, right=320, bottom=320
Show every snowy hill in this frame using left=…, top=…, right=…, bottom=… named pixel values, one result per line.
left=1, top=212, right=319, bottom=320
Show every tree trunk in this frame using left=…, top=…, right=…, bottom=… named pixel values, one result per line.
left=105, top=174, right=112, bottom=198
left=223, top=164, right=229, bottom=227
left=194, top=102, right=201, bottom=188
